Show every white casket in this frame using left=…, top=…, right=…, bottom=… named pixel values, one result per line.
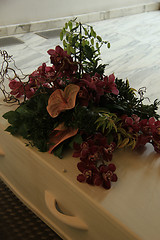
left=0, top=97, right=160, bottom=240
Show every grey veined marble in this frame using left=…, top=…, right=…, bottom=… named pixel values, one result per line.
left=0, top=11, right=160, bottom=107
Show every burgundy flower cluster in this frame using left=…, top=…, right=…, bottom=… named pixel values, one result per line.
left=9, top=63, right=55, bottom=99
left=9, top=45, right=119, bottom=106
left=9, top=46, right=78, bottom=100
left=77, top=162, right=117, bottom=189
left=122, top=114, right=160, bottom=153
left=47, top=45, right=78, bottom=77
left=77, top=73, right=119, bottom=106
left=73, top=133, right=117, bottom=189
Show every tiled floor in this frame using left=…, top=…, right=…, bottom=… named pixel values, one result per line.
left=0, top=179, right=62, bottom=240
left=0, top=10, right=160, bottom=105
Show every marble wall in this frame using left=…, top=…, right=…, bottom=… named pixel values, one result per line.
left=0, top=1, right=159, bottom=37
left=0, top=0, right=158, bottom=26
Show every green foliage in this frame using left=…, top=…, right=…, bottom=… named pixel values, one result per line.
left=53, top=143, right=64, bottom=159
left=3, top=88, right=57, bottom=152
left=116, top=123, right=137, bottom=150
left=95, top=111, right=119, bottom=134
left=71, top=105, right=99, bottom=134
left=114, top=78, right=160, bottom=118
left=136, top=99, right=160, bottom=119
left=99, top=78, right=160, bottom=119
left=94, top=110, right=138, bottom=149
left=68, top=133, right=83, bottom=149
left=3, top=111, right=19, bottom=125
left=60, top=18, right=110, bottom=76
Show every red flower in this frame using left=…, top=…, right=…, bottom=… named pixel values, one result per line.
left=151, top=119, right=160, bottom=153
left=9, top=79, right=35, bottom=99
left=77, top=161, right=100, bottom=185
left=104, top=74, right=119, bottom=95
left=76, top=73, right=119, bottom=106
left=29, top=63, right=55, bottom=84
left=9, top=63, right=56, bottom=99
left=135, top=134, right=151, bottom=150
left=139, top=119, right=151, bottom=135
left=102, top=142, right=116, bottom=161
left=73, top=133, right=115, bottom=163
left=82, top=73, right=104, bottom=94
left=73, top=133, right=117, bottom=189
left=9, top=80, right=24, bottom=98
left=123, top=114, right=140, bottom=132
left=121, top=115, right=160, bottom=152
left=47, top=45, right=78, bottom=76
left=73, top=141, right=90, bottom=162
left=77, top=161, right=118, bottom=189
left=99, top=163, right=118, bottom=189
left=77, top=86, right=90, bottom=106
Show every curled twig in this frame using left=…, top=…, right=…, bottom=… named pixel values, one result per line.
left=0, top=49, right=28, bottom=103
left=138, top=87, right=150, bottom=103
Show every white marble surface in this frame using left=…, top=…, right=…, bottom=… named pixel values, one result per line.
left=0, top=2, right=159, bottom=37
left=0, top=11, right=160, bottom=107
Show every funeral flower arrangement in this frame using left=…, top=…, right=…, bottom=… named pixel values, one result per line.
left=1, top=19, right=160, bottom=189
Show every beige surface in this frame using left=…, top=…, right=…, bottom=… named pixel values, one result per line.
left=0, top=123, right=139, bottom=240
left=0, top=94, right=160, bottom=239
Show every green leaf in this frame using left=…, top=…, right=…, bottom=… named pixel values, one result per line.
left=63, top=39, right=67, bottom=47
left=102, top=123, right=106, bottom=133
left=90, top=27, right=96, bottom=38
left=17, top=122, right=29, bottom=138
left=68, top=35, right=73, bottom=44
left=70, top=46, right=75, bottom=54
left=75, top=42, right=79, bottom=48
left=53, top=143, right=64, bottom=159
left=3, top=111, right=19, bottom=124
left=118, top=127, right=127, bottom=136
left=60, top=31, right=63, bottom=41
left=84, top=45, right=93, bottom=60
left=126, top=79, right=130, bottom=87
left=5, top=125, right=17, bottom=135
left=107, top=42, right=110, bottom=48
left=106, top=133, right=114, bottom=144
left=84, top=28, right=88, bottom=36
left=82, top=39, right=86, bottom=47
left=118, top=138, right=130, bottom=148
left=131, top=139, right=136, bottom=150
left=69, top=133, right=82, bottom=149
left=72, top=35, right=78, bottom=45
left=66, top=33, right=69, bottom=41
left=65, top=23, right=68, bottom=29
left=91, top=38, right=94, bottom=45
left=117, top=133, right=122, bottom=146
left=68, top=21, right=73, bottom=30
left=5, top=125, right=13, bottom=132
left=16, top=104, right=34, bottom=117
left=67, top=45, right=71, bottom=55
left=97, top=36, right=102, bottom=42
left=96, top=42, right=99, bottom=49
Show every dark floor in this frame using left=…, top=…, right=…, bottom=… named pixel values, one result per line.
left=0, top=37, right=24, bottom=47
left=0, top=179, right=62, bottom=240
